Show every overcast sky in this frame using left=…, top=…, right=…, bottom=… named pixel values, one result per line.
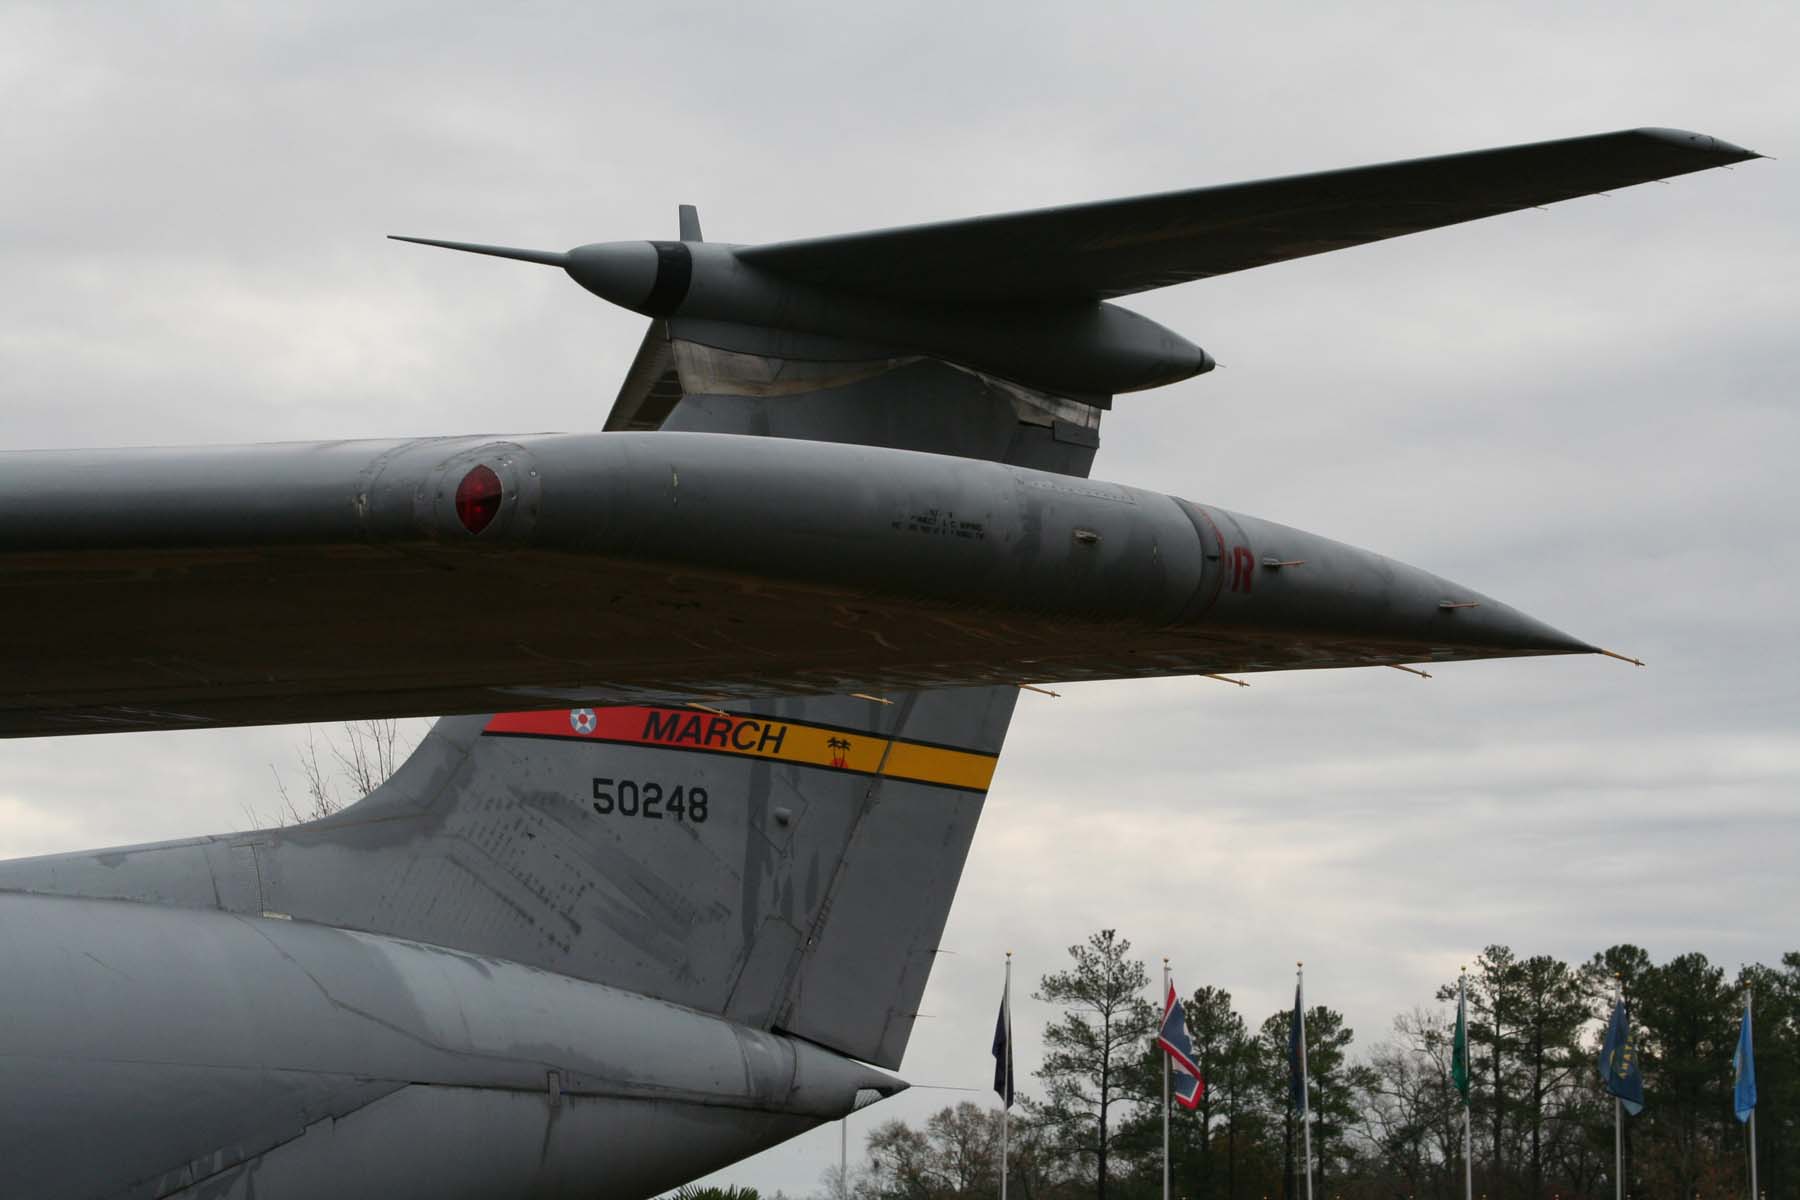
left=2, top=2, right=1796, bottom=1194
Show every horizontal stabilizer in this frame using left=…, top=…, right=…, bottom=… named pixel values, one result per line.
left=737, top=128, right=1760, bottom=303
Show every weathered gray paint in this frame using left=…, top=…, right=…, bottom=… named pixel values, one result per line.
left=0, top=128, right=1759, bottom=1197
left=0, top=893, right=896, bottom=1199
left=0, top=685, right=1017, bottom=1071
left=396, top=128, right=1756, bottom=395
left=1, top=429, right=1592, bottom=738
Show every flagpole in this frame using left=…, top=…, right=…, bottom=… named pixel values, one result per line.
left=1613, top=975, right=1623, bottom=1200
left=1002, top=952, right=1011, bottom=1200
left=1749, top=1105, right=1758, bottom=1200
left=1464, top=1085, right=1474, bottom=1200
left=1162, top=958, right=1171, bottom=1200
left=1746, top=986, right=1758, bottom=1200
left=1300, top=963, right=1314, bottom=1200
left=1461, top=969, right=1472, bottom=1200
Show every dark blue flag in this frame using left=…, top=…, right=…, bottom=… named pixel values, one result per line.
left=992, top=974, right=1014, bottom=1109
left=1288, top=982, right=1306, bottom=1113
left=1734, top=1000, right=1756, bottom=1123
left=1597, top=998, right=1645, bottom=1116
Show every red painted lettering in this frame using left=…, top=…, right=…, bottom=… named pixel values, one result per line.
left=1230, top=546, right=1255, bottom=593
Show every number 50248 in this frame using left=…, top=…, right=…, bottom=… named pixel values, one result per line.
left=592, top=777, right=709, bottom=823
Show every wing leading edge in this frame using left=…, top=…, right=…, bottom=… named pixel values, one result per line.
left=0, top=432, right=1594, bottom=738
left=737, top=128, right=1758, bottom=303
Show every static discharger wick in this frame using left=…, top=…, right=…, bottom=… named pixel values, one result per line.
left=1018, top=683, right=1062, bottom=698
left=1203, top=674, right=1250, bottom=688
left=1599, top=649, right=1647, bottom=667
left=1389, top=664, right=1434, bottom=679
left=849, top=693, right=895, bottom=705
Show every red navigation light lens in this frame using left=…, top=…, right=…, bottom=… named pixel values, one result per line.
left=454, top=464, right=503, bottom=534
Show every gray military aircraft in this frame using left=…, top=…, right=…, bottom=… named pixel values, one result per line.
left=0, top=128, right=1758, bottom=1197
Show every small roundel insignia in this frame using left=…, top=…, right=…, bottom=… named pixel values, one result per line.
left=570, top=708, right=597, bottom=735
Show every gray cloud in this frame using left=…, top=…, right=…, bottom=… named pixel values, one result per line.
left=2, top=1, right=1795, bottom=1192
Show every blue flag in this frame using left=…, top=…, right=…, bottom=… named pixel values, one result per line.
left=1734, top=1000, right=1757, bottom=1123
left=1157, top=982, right=1205, bottom=1110
left=992, top=973, right=1014, bottom=1109
left=1597, top=998, right=1645, bottom=1116
left=1288, top=982, right=1306, bottom=1113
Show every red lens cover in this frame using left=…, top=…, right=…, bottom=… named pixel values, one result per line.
left=454, top=464, right=503, bottom=534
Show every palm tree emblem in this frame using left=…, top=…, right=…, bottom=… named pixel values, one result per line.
left=826, top=736, right=851, bottom=768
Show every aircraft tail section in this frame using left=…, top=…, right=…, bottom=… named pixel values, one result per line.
left=240, top=331, right=1053, bottom=1065
left=0, top=273, right=1071, bottom=1068
left=0, top=688, right=1016, bottom=1067
left=259, top=688, right=1016, bottom=1067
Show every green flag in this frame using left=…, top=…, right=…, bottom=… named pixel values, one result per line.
left=1451, top=976, right=1471, bottom=1103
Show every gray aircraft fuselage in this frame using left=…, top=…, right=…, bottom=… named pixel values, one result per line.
left=0, top=893, right=896, bottom=1199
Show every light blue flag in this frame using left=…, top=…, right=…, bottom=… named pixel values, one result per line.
left=1734, top=1000, right=1757, bottom=1123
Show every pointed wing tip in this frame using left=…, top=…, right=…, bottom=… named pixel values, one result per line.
left=1632, top=126, right=1764, bottom=163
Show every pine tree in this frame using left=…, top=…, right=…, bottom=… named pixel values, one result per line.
left=1034, top=930, right=1155, bottom=1200
left=1115, top=985, right=1255, bottom=1200
left=1186, top=986, right=1251, bottom=1200
left=1438, top=945, right=1524, bottom=1197
left=1736, top=956, right=1799, bottom=1200
left=1511, top=954, right=1589, bottom=1197
left=1634, top=952, right=1734, bottom=1198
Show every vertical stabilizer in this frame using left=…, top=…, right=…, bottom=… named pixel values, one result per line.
left=253, top=689, right=1017, bottom=1068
